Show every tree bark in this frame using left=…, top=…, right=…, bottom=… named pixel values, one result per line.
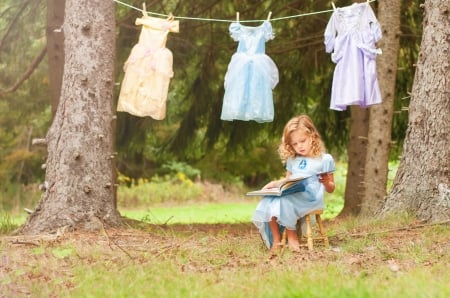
left=340, top=106, right=368, bottom=216
left=46, top=0, right=65, bottom=119
left=361, top=0, right=401, bottom=216
left=18, top=0, right=122, bottom=234
left=379, top=0, right=450, bottom=222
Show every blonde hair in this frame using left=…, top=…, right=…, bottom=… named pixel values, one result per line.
left=278, top=114, right=325, bottom=162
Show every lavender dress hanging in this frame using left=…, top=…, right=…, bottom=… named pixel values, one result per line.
left=324, top=2, right=382, bottom=111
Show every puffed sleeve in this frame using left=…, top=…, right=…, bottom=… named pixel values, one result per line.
left=135, top=17, right=179, bottom=33
left=263, top=21, right=275, bottom=41
left=366, top=4, right=382, bottom=42
left=286, top=157, right=294, bottom=173
left=321, top=153, right=336, bottom=173
left=324, top=12, right=337, bottom=53
left=229, top=22, right=241, bottom=41
left=167, top=20, right=180, bottom=33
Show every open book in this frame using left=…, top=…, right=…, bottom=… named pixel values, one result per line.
left=245, top=172, right=333, bottom=197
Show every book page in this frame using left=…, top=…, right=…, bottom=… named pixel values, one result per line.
left=246, top=187, right=281, bottom=196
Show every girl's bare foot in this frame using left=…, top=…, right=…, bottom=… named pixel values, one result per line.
left=289, top=242, right=301, bottom=252
left=270, top=242, right=283, bottom=255
left=286, top=229, right=300, bottom=252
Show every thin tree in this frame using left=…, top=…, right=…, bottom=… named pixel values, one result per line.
left=18, top=0, right=122, bottom=234
left=379, top=0, right=450, bottom=222
left=340, top=106, right=368, bottom=216
left=361, top=0, right=401, bottom=215
left=46, top=0, right=65, bottom=119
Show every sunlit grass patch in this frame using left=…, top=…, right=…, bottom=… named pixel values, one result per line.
left=0, top=212, right=20, bottom=235
left=120, top=202, right=257, bottom=225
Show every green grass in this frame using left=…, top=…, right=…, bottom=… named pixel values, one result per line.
left=0, top=212, right=23, bottom=234
left=2, top=215, right=448, bottom=298
left=120, top=202, right=258, bottom=224
left=4, top=162, right=449, bottom=297
left=66, top=261, right=449, bottom=298
left=120, top=197, right=342, bottom=225
left=4, top=200, right=341, bottom=232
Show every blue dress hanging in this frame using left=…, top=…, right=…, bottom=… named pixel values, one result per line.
left=221, top=21, right=279, bottom=122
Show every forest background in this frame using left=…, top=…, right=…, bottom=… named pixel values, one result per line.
left=0, top=0, right=419, bottom=217
left=2, top=0, right=450, bottom=296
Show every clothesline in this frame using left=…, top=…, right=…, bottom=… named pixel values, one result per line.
left=112, top=0, right=377, bottom=23
left=117, top=0, right=383, bottom=120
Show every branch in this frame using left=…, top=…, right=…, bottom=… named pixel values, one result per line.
left=31, top=138, right=47, bottom=146
left=0, top=1, right=30, bottom=52
left=0, top=44, right=47, bottom=95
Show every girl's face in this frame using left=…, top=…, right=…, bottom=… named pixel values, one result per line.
left=289, top=130, right=313, bottom=157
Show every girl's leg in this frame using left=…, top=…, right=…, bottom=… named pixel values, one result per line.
left=286, top=229, right=300, bottom=252
left=268, top=217, right=281, bottom=244
left=268, top=217, right=282, bottom=253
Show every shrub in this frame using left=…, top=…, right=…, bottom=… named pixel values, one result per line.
left=117, top=173, right=203, bottom=207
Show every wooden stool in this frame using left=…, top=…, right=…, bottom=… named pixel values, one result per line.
left=281, top=209, right=329, bottom=251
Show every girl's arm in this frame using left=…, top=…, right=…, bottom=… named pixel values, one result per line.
left=319, top=173, right=335, bottom=193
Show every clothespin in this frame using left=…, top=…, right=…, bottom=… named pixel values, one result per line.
left=236, top=12, right=239, bottom=22
left=331, top=2, right=336, bottom=10
left=167, top=12, right=174, bottom=21
left=142, top=3, right=149, bottom=17
left=267, top=11, right=272, bottom=21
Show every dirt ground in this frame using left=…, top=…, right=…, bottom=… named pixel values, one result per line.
left=1, top=218, right=449, bottom=296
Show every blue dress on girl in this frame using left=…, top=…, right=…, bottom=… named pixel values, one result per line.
left=253, top=154, right=336, bottom=249
left=221, top=21, right=279, bottom=122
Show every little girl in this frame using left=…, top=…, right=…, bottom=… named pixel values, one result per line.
left=252, top=114, right=336, bottom=253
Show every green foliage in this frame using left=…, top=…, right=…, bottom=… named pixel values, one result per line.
left=0, top=182, right=41, bottom=213
left=0, top=211, right=19, bottom=234
left=0, top=0, right=423, bottom=189
left=117, top=173, right=204, bottom=207
left=0, top=0, right=50, bottom=185
left=162, top=161, right=201, bottom=180
left=193, top=141, right=282, bottom=185
left=324, top=167, right=346, bottom=218
left=387, top=160, right=399, bottom=191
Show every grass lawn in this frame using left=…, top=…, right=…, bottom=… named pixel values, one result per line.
left=1, top=214, right=449, bottom=298
left=120, top=202, right=258, bottom=225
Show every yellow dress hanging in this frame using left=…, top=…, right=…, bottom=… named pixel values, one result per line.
left=117, top=15, right=179, bottom=119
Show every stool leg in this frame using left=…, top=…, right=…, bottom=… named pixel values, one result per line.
left=305, top=215, right=313, bottom=250
left=281, top=228, right=287, bottom=246
left=316, top=214, right=329, bottom=247
left=297, top=219, right=302, bottom=244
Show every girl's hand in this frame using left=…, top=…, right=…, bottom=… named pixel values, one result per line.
left=262, top=180, right=280, bottom=189
left=318, top=173, right=331, bottom=183
left=319, top=173, right=335, bottom=193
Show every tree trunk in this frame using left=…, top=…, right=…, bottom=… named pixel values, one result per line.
left=340, top=106, right=368, bottom=216
left=46, top=0, right=65, bottom=119
left=19, top=0, right=122, bottom=234
left=379, top=0, right=450, bottom=222
left=361, top=0, right=401, bottom=216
